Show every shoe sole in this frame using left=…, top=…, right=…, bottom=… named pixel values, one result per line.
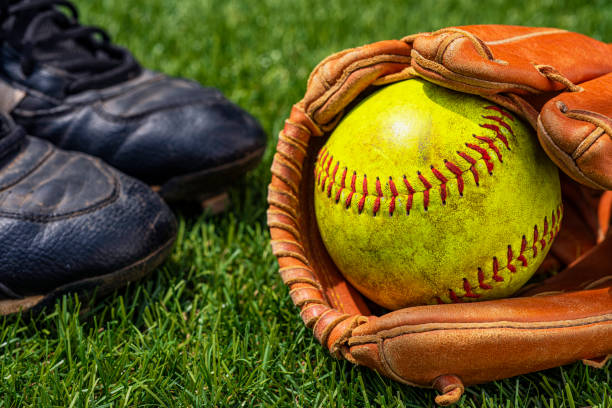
left=0, top=236, right=176, bottom=316
left=152, top=146, right=265, bottom=210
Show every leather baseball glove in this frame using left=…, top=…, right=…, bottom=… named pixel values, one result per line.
left=267, top=25, right=612, bottom=405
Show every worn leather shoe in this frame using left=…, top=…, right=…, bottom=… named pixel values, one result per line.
left=0, top=114, right=176, bottom=315
left=0, top=0, right=266, bottom=206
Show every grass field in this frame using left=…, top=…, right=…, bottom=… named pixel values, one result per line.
left=1, top=0, right=610, bottom=406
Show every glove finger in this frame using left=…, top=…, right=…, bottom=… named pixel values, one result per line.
left=537, top=72, right=612, bottom=190
left=303, top=40, right=413, bottom=128
left=410, top=25, right=612, bottom=96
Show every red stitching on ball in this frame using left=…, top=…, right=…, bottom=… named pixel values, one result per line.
left=358, top=175, right=368, bottom=214
left=550, top=211, right=556, bottom=241
left=463, top=278, right=480, bottom=298
left=335, top=167, right=347, bottom=203
left=473, top=135, right=503, bottom=162
left=456, top=151, right=480, bottom=185
left=518, top=236, right=529, bottom=266
left=483, top=111, right=515, bottom=126
left=315, top=147, right=323, bottom=162
left=506, top=245, right=516, bottom=272
left=484, top=105, right=514, bottom=121
left=480, top=123, right=511, bottom=150
left=431, top=166, right=448, bottom=205
left=491, top=257, right=504, bottom=281
left=417, top=171, right=432, bottom=189
left=321, top=172, right=328, bottom=192
left=449, top=290, right=461, bottom=303
left=376, top=177, right=383, bottom=196
left=345, top=171, right=357, bottom=208
left=532, top=226, right=539, bottom=257
left=481, top=107, right=514, bottom=150
left=331, top=162, right=339, bottom=184
left=388, top=177, right=398, bottom=216
left=466, top=143, right=494, bottom=173
left=444, top=160, right=464, bottom=196
left=327, top=161, right=339, bottom=198
left=482, top=118, right=515, bottom=134
left=319, top=147, right=329, bottom=168
left=320, top=154, right=333, bottom=192
left=457, top=150, right=477, bottom=165
left=478, top=268, right=493, bottom=289
left=323, top=154, right=333, bottom=187
left=403, top=175, right=415, bottom=215
left=417, top=171, right=432, bottom=211
left=345, top=191, right=354, bottom=208
left=373, top=177, right=383, bottom=216
left=541, top=217, right=548, bottom=249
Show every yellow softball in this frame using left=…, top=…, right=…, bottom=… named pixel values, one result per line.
left=313, top=79, right=562, bottom=310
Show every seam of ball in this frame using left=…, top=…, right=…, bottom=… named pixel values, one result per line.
left=314, top=105, right=515, bottom=215
left=436, top=203, right=562, bottom=304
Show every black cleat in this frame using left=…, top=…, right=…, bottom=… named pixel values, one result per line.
left=0, top=0, right=266, bottom=208
left=0, top=115, right=177, bottom=315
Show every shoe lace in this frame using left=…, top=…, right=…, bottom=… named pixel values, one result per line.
left=0, top=0, right=141, bottom=94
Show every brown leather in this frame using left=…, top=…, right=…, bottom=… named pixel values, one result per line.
left=538, top=74, right=612, bottom=189
left=303, top=40, right=413, bottom=128
left=409, top=25, right=612, bottom=189
left=410, top=26, right=611, bottom=97
left=349, top=289, right=612, bottom=386
left=267, top=25, right=612, bottom=406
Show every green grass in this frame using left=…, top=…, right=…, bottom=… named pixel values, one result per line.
left=1, top=0, right=610, bottom=406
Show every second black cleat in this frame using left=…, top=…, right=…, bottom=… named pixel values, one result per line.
left=0, top=114, right=177, bottom=315
left=0, top=0, right=266, bottom=208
